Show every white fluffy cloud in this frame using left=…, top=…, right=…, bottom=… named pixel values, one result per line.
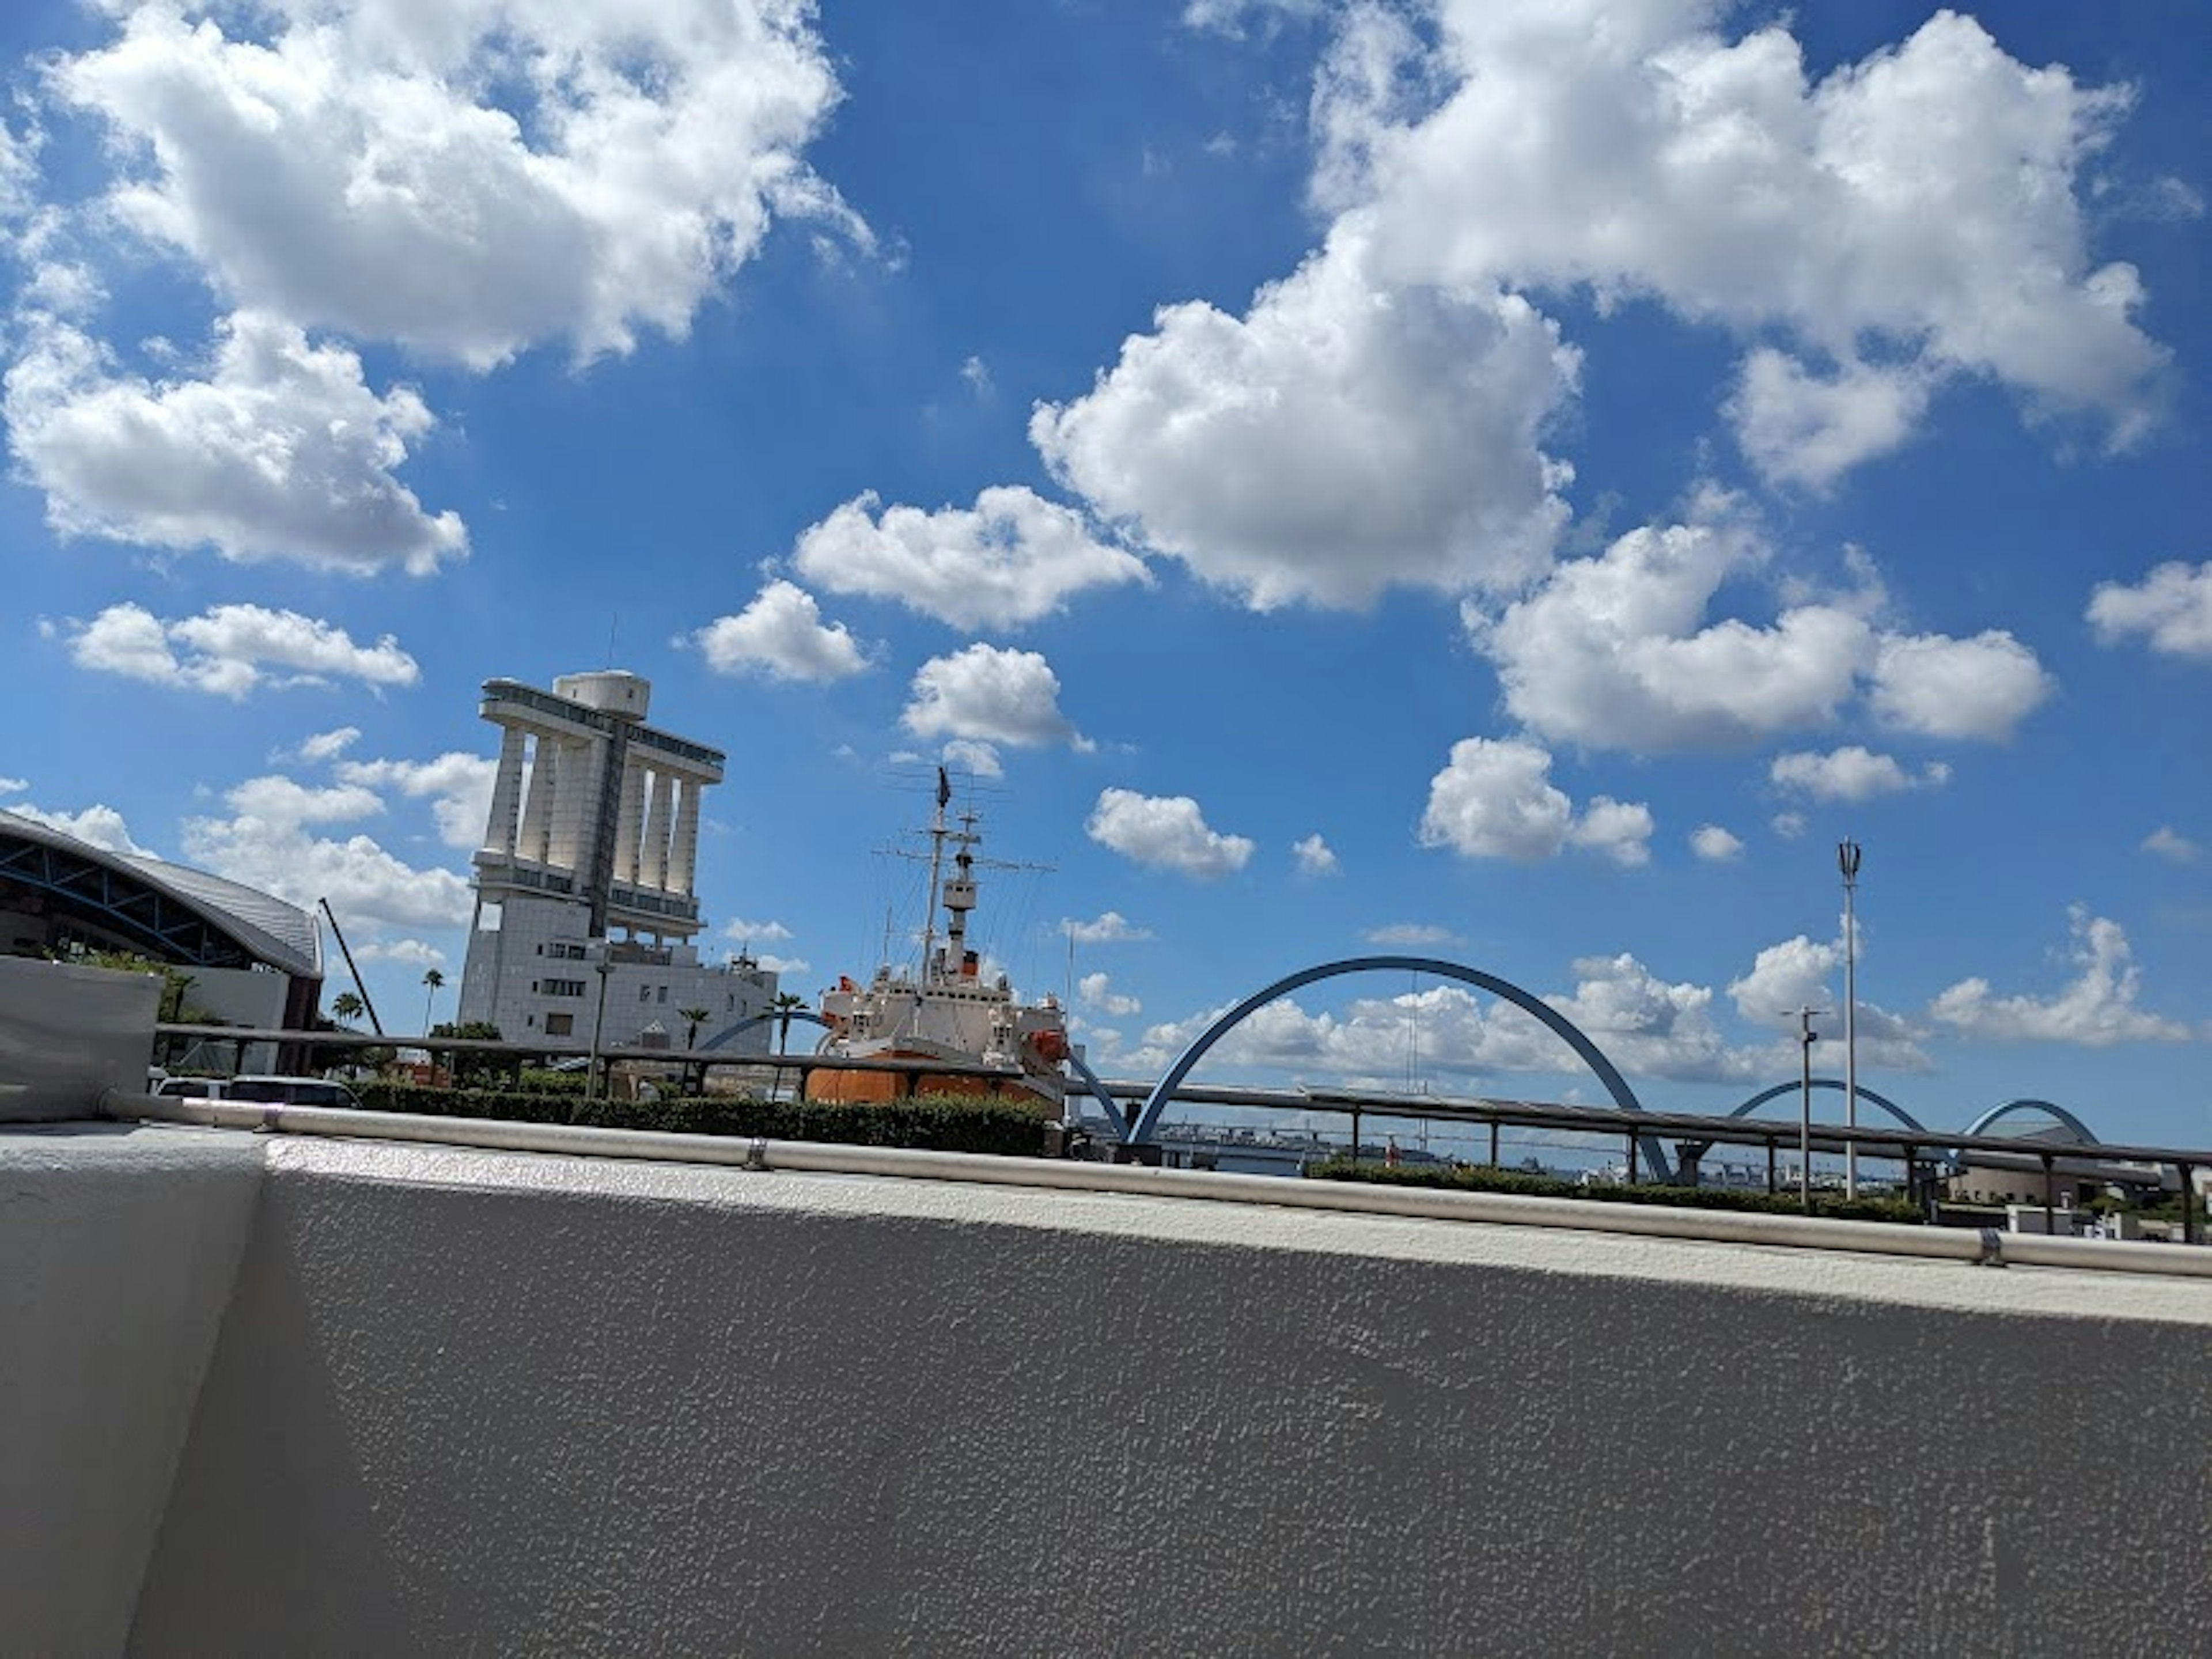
left=1087, top=788, right=1253, bottom=878
left=1078, top=971, right=1141, bottom=1018
left=180, top=775, right=471, bottom=933
left=1467, top=514, right=1868, bottom=751
left=6, top=312, right=465, bottom=573
left=2087, top=560, right=2212, bottom=661
left=903, top=645, right=1078, bottom=748
left=65, top=601, right=419, bottom=698
left=938, top=738, right=1003, bottom=780
left=1031, top=232, right=1577, bottom=611
left=1418, top=738, right=1651, bottom=866
left=50, top=0, right=856, bottom=366
left=1690, top=824, right=1743, bottom=862
left=1770, top=747, right=1948, bottom=803
left=1728, top=350, right=1931, bottom=491
left=335, top=753, right=497, bottom=849
left=722, top=917, right=794, bottom=944
left=1466, top=505, right=2054, bottom=752
left=1321, top=5, right=2168, bottom=468
left=2142, top=827, right=2199, bottom=865
left=3, top=801, right=149, bottom=855
left=1062, top=911, right=1152, bottom=945
left=1930, top=908, right=2190, bottom=1046
left=694, top=581, right=869, bottom=683
left=290, top=727, right=362, bottom=764
left=1291, top=832, right=1338, bottom=876
left=791, top=487, right=1149, bottom=630
left=1726, top=931, right=1929, bottom=1069
left=1868, top=631, right=2052, bottom=740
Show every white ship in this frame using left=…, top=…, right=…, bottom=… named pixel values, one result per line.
left=810, top=770, right=1069, bottom=1109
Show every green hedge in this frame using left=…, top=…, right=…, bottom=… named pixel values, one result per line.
left=353, top=1081, right=1049, bottom=1158
left=1306, top=1158, right=1925, bottom=1225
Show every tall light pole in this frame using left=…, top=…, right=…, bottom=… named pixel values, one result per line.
left=1838, top=839, right=1862, bottom=1198
left=588, top=957, right=615, bottom=1100
left=1793, top=1006, right=1824, bottom=1213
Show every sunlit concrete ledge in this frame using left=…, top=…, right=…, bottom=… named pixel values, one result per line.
left=6, top=1122, right=2209, bottom=1655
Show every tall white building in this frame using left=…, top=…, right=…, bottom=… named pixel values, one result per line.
left=457, top=671, right=777, bottom=1055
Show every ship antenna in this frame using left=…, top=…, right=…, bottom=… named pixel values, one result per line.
left=919, top=766, right=950, bottom=982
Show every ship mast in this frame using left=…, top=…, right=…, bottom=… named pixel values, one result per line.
left=918, top=766, right=949, bottom=982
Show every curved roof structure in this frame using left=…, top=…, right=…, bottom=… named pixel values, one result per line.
left=0, top=809, right=321, bottom=980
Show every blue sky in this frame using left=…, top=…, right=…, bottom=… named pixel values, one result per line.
left=2, top=0, right=2205, bottom=1147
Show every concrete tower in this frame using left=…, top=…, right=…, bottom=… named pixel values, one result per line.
left=457, top=672, right=775, bottom=1055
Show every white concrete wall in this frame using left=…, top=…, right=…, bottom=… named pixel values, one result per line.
left=0, top=957, right=160, bottom=1120
left=4, top=1126, right=2208, bottom=1654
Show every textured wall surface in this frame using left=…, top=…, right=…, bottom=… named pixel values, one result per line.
left=101, top=1134, right=2209, bottom=1656
left=0, top=958, right=158, bottom=1120
left=0, top=1127, right=263, bottom=1653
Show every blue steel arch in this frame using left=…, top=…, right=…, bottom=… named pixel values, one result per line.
left=1127, top=956, right=1666, bottom=1176
left=698, top=1008, right=833, bottom=1051
left=1726, top=1079, right=1929, bottom=1135
left=1960, top=1098, right=2100, bottom=1145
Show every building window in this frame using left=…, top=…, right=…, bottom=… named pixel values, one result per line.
left=640, top=985, right=652, bottom=1003
left=657, top=985, right=669, bottom=1003
left=542, top=978, right=585, bottom=998
left=546, top=1013, right=574, bottom=1036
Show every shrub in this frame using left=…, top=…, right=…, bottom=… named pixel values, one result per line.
left=351, top=1081, right=1048, bottom=1158
left=1306, top=1159, right=1925, bottom=1225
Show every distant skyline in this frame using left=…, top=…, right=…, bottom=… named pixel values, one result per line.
left=2, top=0, right=2205, bottom=1144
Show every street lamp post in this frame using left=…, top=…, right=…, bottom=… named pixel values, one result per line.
left=1794, top=1006, right=1823, bottom=1213
left=588, top=957, right=615, bottom=1100
left=1838, top=839, right=1862, bottom=1198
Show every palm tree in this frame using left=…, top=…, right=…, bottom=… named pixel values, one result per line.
left=329, top=991, right=365, bottom=1027
left=679, top=1006, right=711, bottom=1049
left=772, top=991, right=806, bottom=1056
left=421, top=967, right=446, bottom=1033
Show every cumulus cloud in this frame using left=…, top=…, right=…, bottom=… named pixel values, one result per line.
left=3, top=801, right=149, bottom=855
left=903, top=644, right=1079, bottom=748
left=939, top=738, right=1002, bottom=780
left=1418, top=738, right=1651, bottom=866
left=1930, top=908, right=2190, bottom=1045
left=1466, top=513, right=1869, bottom=751
left=48, top=0, right=858, bottom=366
left=1770, top=747, right=1948, bottom=802
left=1690, top=824, right=1744, bottom=862
left=1292, top=832, right=1338, bottom=876
left=1726, top=931, right=1929, bottom=1069
left=1087, top=788, right=1253, bottom=878
left=65, top=601, right=419, bottom=698
left=790, top=487, right=1148, bottom=630
left=694, top=580, right=869, bottom=683
left=1728, top=350, right=1932, bottom=491
left=0, top=777, right=28, bottom=795
left=179, top=775, right=470, bottom=933
left=2142, top=827, right=2199, bottom=865
left=7, top=312, right=465, bottom=573
left=1032, top=231, right=1577, bottom=611
left=2086, top=560, right=2212, bottom=661
left=1770, top=811, right=1808, bottom=839
left=1868, top=630, right=2052, bottom=740
left=356, top=937, right=445, bottom=968
left=723, top=916, right=794, bottom=944
left=1320, top=5, right=2169, bottom=456
left=1062, top=911, right=1152, bottom=945
left=1078, top=971, right=1141, bottom=1018
left=335, top=752, right=497, bottom=849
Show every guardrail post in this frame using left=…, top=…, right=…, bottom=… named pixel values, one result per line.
left=2179, top=1161, right=2198, bottom=1247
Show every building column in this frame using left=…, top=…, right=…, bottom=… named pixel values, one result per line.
left=614, top=759, right=647, bottom=885
left=671, top=778, right=702, bottom=897
left=484, top=726, right=527, bottom=853
left=518, top=734, right=556, bottom=864
left=552, top=734, right=608, bottom=876
left=643, top=771, right=675, bottom=891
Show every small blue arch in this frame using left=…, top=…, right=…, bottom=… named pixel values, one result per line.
left=1960, top=1098, right=2100, bottom=1145
left=1126, top=955, right=1667, bottom=1177
left=1725, top=1079, right=1929, bottom=1136
left=698, top=1008, right=832, bottom=1052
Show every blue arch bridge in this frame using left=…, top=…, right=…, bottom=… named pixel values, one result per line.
left=1068, top=954, right=2123, bottom=1185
